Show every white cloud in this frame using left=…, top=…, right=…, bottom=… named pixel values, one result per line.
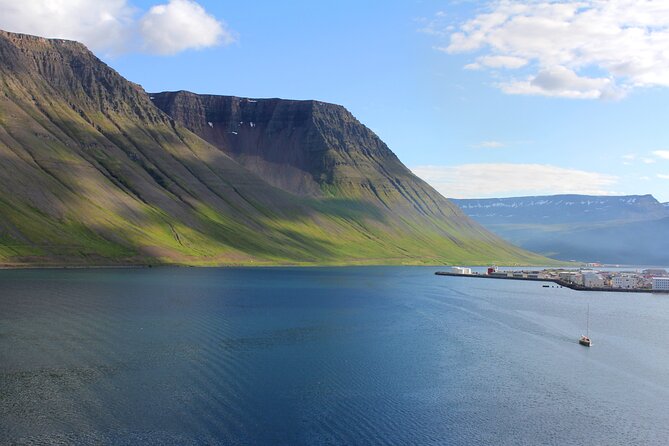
left=441, top=0, right=669, bottom=99
left=0, top=0, right=135, bottom=54
left=480, top=54, right=528, bottom=69
left=0, top=0, right=233, bottom=55
left=658, top=174, right=669, bottom=180
left=140, top=0, right=235, bottom=55
left=411, top=163, right=618, bottom=198
left=654, top=150, right=669, bottom=160
left=500, top=66, right=622, bottom=99
left=465, top=55, right=528, bottom=70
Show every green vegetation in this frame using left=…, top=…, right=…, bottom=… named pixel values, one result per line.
left=0, top=30, right=552, bottom=267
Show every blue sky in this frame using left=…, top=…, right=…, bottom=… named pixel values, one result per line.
left=3, top=0, right=669, bottom=201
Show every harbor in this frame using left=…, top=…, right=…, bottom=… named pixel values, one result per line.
left=436, top=267, right=669, bottom=293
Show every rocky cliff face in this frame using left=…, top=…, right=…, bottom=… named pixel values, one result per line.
left=0, top=29, right=545, bottom=266
left=151, top=92, right=330, bottom=196
left=151, top=91, right=463, bottom=222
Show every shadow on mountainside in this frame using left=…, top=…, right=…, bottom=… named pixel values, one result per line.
left=0, top=111, right=394, bottom=265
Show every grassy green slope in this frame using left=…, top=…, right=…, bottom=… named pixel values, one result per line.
left=0, top=30, right=549, bottom=267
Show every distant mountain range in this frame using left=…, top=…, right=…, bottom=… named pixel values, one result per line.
left=452, top=194, right=669, bottom=265
left=0, top=29, right=545, bottom=266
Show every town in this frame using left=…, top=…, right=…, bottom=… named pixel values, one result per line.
left=437, top=267, right=669, bottom=293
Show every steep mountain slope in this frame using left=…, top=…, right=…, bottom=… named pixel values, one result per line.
left=453, top=195, right=669, bottom=265
left=0, top=30, right=546, bottom=266
left=151, top=92, right=445, bottom=207
left=150, top=91, right=470, bottom=227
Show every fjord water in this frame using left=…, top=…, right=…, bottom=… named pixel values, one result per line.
left=1, top=268, right=668, bottom=445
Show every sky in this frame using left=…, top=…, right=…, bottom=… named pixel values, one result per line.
left=2, top=0, right=669, bottom=201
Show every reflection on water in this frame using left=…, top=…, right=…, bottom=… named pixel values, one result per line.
left=1, top=267, right=668, bottom=445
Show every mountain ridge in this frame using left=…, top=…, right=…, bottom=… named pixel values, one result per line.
left=150, top=90, right=457, bottom=218
left=453, top=194, right=667, bottom=225
left=453, top=194, right=669, bottom=265
left=0, top=29, right=547, bottom=267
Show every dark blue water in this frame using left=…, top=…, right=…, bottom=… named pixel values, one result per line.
left=1, top=267, right=668, bottom=445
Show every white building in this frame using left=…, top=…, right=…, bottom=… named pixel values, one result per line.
left=652, top=277, right=669, bottom=291
left=612, top=275, right=637, bottom=289
left=583, top=272, right=604, bottom=288
left=448, top=266, right=472, bottom=275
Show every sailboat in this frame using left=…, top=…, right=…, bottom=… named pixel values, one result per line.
left=579, top=304, right=592, bottom=347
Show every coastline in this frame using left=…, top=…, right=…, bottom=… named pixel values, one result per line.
left=0, top=259, right=566, bottom=270
left=435, top=271, right=668, bottom=294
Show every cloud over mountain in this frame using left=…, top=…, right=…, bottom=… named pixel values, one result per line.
left=0, top=0, right=233, bottom=55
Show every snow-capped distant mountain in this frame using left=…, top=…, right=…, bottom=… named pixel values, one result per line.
left=452, top=194, right=668, bottom=226
left=451, top=194, right=669, bottom=265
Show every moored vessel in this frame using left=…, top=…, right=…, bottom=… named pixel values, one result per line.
left=579, top=304, right=592, bottom=347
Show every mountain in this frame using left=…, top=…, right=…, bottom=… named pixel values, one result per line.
left=453, top=194, right=667, bottom=225
left=513, top=217, right=669, bottom=266
left=150, top=92, right=427, bottom=201
left=0, top=30, right=545, bottom=267
left=452, top=195, right=669, bottom=265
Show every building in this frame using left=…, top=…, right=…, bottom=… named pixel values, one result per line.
left=559, top=271, right=582, bottom=285
left=583, top=272, right=604, bottom=288
left=448, top=266, right=472, bottom=275
left=652, top=277, right=669, bottom=291
left=612, top=275, right=637, bottom=289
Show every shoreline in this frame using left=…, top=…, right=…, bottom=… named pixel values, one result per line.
left=0, top=264, right=155, bottom=270
left=0, top=260, right=562, bottom=271
left=435, top=271, right=668, bottom=294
